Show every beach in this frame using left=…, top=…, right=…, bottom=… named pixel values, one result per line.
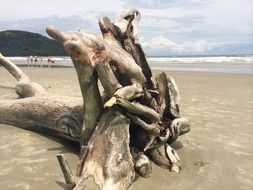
left=0, top=66, right=253, bottom=190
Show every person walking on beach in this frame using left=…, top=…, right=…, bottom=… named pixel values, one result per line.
left=27, top=56, right=30, bottom=67
left=34, top=56, right=38, bottom=67
left=30, top=55, right=34, bottom=67
left=47, top=56, right=53, bottom=68
left=40, top=57, right=43, bottom=68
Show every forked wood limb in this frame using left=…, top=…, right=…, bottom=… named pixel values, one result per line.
left=46, top=26, right=103, bottom=146
left=0, top=53, right=47, bottom=97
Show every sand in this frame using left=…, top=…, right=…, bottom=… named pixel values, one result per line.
left=0, top=67, right=253, bottom=190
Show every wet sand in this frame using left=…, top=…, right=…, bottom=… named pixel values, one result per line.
left=0, top=67, right=253, bottom=190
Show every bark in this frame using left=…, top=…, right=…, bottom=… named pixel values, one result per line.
left=46, top=26, right=139, bottom=190
left=0, top=96, right=83, bottom=142
left=115, top=98, right=161, bottom=123
left=114, top=9, right=155, bottom=89
left=98, top=10, right=154, bottom=89
left=98, top=16, right=147, bottom=100
left=147, top=144, right=181, bottom=173
left=126, top=113, right=160, bottom=136
left=72, top=61, right=103, bottom=146
left=131, top=149, right=152, bottom=178
left=75, top=109, right=135, bottom=190
left=0, top=53, right=83, bottom=142
left=95, top=63, right=122, bottom=97
left=46, top=26, right=103, bottom=146
left=156, top=72, right=181, bottom=119
left=56, top=154, right=76, bottom=188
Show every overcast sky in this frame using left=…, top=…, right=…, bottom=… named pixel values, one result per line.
left=0, top=0, right=252, bottom=55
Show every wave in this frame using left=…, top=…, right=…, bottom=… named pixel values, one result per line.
left=4, top=55, right=253, bottom=75
left=147, top=56, right=253, bottom=64
left=6, top=55, right=253, bottom=64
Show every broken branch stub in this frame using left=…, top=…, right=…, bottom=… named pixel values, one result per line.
left=56, top=154, right=76, bottom=188
left=156, top=72, right=181, bottom=119
left=113, top=9, right=155, bottom=89
left=147, top=144, right=181, bottom=173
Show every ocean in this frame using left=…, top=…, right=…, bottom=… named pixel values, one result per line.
left=6, top=55, right=253, bottom=75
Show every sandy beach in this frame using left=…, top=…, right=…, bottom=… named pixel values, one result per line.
left=0, top=67, right=253, bottom=190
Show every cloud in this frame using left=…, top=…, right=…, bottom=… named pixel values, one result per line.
left=0, top=15, right=97, bottom=36
left=122, top=0, right=211, bottom=10
left=171, top=15, right=206, bottom=25
left=0, top=0, right=123, bottom=21
left=142, top=35, right=222, bottom=54
left=0, top=0, right=252, bottom=55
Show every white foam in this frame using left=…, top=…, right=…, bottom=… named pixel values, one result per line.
left=147, top=56, right=253, bottom=64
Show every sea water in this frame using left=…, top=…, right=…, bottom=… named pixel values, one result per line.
left=6, top=55, right=253, bottom=75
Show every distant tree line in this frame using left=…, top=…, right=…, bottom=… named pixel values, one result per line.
left=0, top=30, right=67, bottom=56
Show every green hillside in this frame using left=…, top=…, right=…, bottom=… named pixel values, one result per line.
left=0, top=30, right=67, bottom=56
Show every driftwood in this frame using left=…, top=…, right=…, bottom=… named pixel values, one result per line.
left=0, top=9, right=190, bottom=190
left=0, top=53, right=83, bottom=142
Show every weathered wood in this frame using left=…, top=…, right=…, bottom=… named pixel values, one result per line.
left=75, top=109, right=135, bottom=190
left=46, top=25, right=67, bottom=44
left=98, top=16, right=147, bottom=100
left=46, top=25, right=153, bottom=189
left=0, top=53, right=83, bottom=142
left=114, top=9, right=155, bottom=89
left=156, top=72, right=181, bottom=119
left=166, top=76, right=181, bottom=118
left=131, top=149, right=152, bottom=178
left=167, top=118, right=191, bottom=144
left=73, top=61, right=103, bottom=146
left=46, top=27, right=103, bottom=146
left=114, top=98, right=161, bottom=123
left=0, top=53, right=47, bottom=97
left=56, top=154, right=76, bottom=188
left=76, top=145, right=89, bottom=177
left=135, top=154, right=152, bottom=178
left=155, top=72, right=168, bottom=116
left=147, top=144, right=181, bottom=173
left=0, top=8, right=192, bottom=190
left=0, top=96, right=83, bottom=142
left=126, top=113, right=160, bottom=136
left=95, top=63, right=122, bottom=97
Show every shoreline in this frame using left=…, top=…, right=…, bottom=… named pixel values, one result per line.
left=1, top=65, right=252, bottom=77
left=1, top=56, right=253, bottom=75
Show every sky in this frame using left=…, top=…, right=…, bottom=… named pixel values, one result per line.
left=0, top=0, right=252, bottom=56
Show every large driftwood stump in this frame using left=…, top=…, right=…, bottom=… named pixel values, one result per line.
left=0, top=9, right=190, bottom=190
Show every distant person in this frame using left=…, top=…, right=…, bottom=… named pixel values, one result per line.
left=30, top=55, right=34, bottom=67
left=34, top=56, right=38, bottom=67
left=47, top=56, right=53, bottom=68
left=27, top=56, right=30, bottom=67
left=40, top=57, right=43, bottom=68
